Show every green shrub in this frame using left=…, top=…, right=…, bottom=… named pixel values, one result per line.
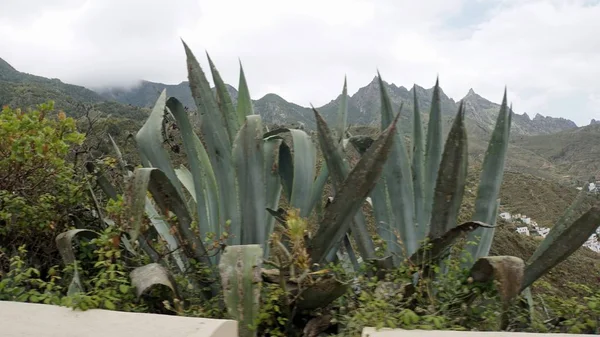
left=0, top=102, right=87, bottom=271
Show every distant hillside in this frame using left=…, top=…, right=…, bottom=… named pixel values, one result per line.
left=4, top=54, right=599, bottom=184
left=514, top=123, right=600, bottom=182
left=96, top=75, right=578, bottom=138
left=0, top=57, right=148, bottom=120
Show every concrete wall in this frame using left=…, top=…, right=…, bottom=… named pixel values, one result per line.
left=1, top=301, right=237, bottom=337
left=362, top=327, right=589, bottom=336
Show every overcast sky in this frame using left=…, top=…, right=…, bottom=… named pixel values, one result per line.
left=1, top=0, right=599, bottom=126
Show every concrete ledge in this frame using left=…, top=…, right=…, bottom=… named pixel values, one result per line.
left=362, top=327, right=588, bottom=336
left=0, top=301, right=237, bottom=337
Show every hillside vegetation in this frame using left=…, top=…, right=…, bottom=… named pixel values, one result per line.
left=515, top=124, right=600, bottom=182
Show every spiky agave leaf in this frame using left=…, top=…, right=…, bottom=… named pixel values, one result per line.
left=265, top=128, right=317, bottom=217
left=521, top=206, right=600, bottom=291
left=464, top=90, right=512, bottom=264
left=336, top=77, right=348, bottom=143
left=130, top=263, right=180, bottom=299
left=56, top=229, right=99, bottom=295
left=219, top=245, right=263, bottom=337
left=412, top=86, right=426, bottom=241
left=378, top=73, right=416, bottom=258
left=307, top=78, right=349, bottom=219
left=167, top=97, right=220, bottom=244
left=107, top=131, right=184, bottom=269
left=232, top=115, right=267, bottom=245
left=527, top=182, right=591, bottom=265
left=348, top=135, right=394, bottom=258
left=128, top=167, right=217, bottom=297
left=263, top=136, right=284, bottom=257
left=428, top=101, right=468, bottom=239
left=422, top=78, right=444, bottom=240
left=207, top=52, right=240, bottom=144
left=135, top=89, right=184, bottom=198
left=313, top=108, right=376, bottom=263
left=237, top=62, right=254, bottom=120
left=309, top=109, right=399, bottom=265
left=409, top=221, right=495, bottom=266
left=182, top=40, right=241, bottom=245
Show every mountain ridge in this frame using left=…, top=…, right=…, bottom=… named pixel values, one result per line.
left=0, top=56, right=581, bottom=137
left=93, top=73, right=578, bottom=136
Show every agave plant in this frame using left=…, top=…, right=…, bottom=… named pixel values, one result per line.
left=55, top=39, right=600, bottom=336
left=345, top=75, right=511, bottom=271
left=56, top=40, right=399, bottom=335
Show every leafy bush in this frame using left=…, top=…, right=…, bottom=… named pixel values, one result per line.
left=0, top=102, right=87, bottom=271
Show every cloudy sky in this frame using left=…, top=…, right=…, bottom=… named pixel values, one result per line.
left=1, top=0, right=599, bottom=125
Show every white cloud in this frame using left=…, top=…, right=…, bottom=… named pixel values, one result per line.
left=1, top=0, right=599, bottom=125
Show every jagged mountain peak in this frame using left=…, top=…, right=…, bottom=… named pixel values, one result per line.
left=84, top=69, right=578, bottom=136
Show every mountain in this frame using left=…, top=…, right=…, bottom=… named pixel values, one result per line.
left=3, top=55, right=595, bottom=184
left=0, top=57, right=147, bottom=119
left=97, top=76, right=578, bottom=137
left=513, top=123, right=600, bottom=181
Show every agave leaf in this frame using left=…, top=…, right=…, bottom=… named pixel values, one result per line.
left=411, top=86, right=426, bottom=239
left=175, top=165, right=196, bottom=202
left=143, top=198, right=186, bottom=272
left=265, top=128, right=317, bottom=217
left=336, top=77, right=348, bottom=142
left=219, top=245, right=263, bottom=337
left=139, top=168, right=212, bottom=265
left=304, top=77, right=347, bottom=220
left=208, top=52, right=239, bottom=144
left=349, top=136, right=395, bottom=258
left=56, top=229, right=99, bottom=295
left=521, top=206, right=600, bottom=291
left=309, top=109, right=399, bottom=265
left=237, top=62, right=254, bottom=120
left=465, top=90, right=512, bottom=263
left=422, top=78, right=444, bottom=239
left=85, top=161, right=118, bottom=200
left=135, top=90, right=184, bottom=197
left=409, top=221, right=495, bottom=266
left=183, top=40, right=240, bottom=245
left=264, top=137, right=283, bottom=255
left=342, top=234, right=361, bottom=272
left=108, top=134, right=129, bottom=173
left=84, top=160, right=161, bottom=261
left=119, top=167, right=184, bottom=270
left=130, top=263, right=180, bottom=299
left=167, top=97, right=220, bottom=240
left=86, top=182, right=105, bottom=223
left=313, top=109, right=377, bottom=262
left=528, top=183, right=590, bottom=264
left=277, top=140, right=294, bottom=200
left=233, top=115, right=267, bottom=245
left=107, top=131, right=179, bottom=265
left=125, top=168, right=155, bottom=242
left=295, top=275, right=348, bottom=311
left=378, top=73, right=416, bottom=258
left=523, top=287, right=536, bottom=324
left=288, top=130, right=317, bottom=216
left=472, top=198, right=500, bottom=261
left=307, top=163, right=329, bottom=218
left=429, top=102, right=468, bottom=239
left=145, top=167, right=217, bottom=297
